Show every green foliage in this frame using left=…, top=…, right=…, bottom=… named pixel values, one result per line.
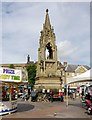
left=9, top=64, right=15, bottom=69
left=52, top=89, right=59, bottom=93
left=26, top=64, right=37, bottom=87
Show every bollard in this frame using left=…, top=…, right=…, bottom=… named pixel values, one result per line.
left=54, top=112, right=57, bottom=116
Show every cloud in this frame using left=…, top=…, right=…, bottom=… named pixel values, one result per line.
left=1, top=2, right=90, bottom=67
left=0, top=2, right=2, bottom=64
left=2, top=0, right=91, bottom=2
left=57, top=40, right=78, bottom=61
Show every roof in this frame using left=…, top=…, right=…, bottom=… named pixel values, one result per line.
left=65, top=64, right=90, bottom=72
left=83, top=65, right=90, bottom=70
left=65, top=64, right=78, bottom=72
left=0, top=62, right=35, bottom=68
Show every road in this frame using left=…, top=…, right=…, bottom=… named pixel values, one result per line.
left=2, top=98, right=92, bottom=119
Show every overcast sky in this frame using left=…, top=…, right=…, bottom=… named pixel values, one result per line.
left=1, top=2, right=90, bottom=66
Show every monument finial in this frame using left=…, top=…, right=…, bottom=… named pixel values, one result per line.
left=44, top=9, right=51, bottom=30
left=46, top=9, right=48, bottom=13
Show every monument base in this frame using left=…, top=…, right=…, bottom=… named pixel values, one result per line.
left=34, top=76, right=62, bottom=90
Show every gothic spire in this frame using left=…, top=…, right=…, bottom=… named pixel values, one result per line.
left=44, top=9, right=51, bottom=30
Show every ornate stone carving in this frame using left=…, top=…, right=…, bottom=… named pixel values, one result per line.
left=35, top=9, right=62, bottom=89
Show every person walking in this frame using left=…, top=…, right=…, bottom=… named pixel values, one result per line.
left=72, top=91, right=76, bottom=100
left=49, top=90, right=53, bottom=102
left=59, top=91, right=64, bottom=102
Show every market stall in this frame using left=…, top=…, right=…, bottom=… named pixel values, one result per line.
left=67, top=68, right=92, bottom=84
left=65, top=68, right=92, bottom=106
left=0, top=67, right=28, bottom=115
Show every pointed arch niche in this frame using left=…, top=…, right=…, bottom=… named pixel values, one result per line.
left=45, top=42, right=53, bottom=60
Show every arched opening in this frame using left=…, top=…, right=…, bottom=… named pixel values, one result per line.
left=46, top=48, right=49, bottom=59
left=45, top=43, right=53, bottom=59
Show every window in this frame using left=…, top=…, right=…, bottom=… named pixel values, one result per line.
left=72, top=73, right=74, bottom=76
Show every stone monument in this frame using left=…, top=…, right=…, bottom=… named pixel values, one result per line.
left=35, top=9, right=62, bottom=89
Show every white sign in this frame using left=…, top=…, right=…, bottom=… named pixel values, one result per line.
left=0, top=67, right=22, bottom=82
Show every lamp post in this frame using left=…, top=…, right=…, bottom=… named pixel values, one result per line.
left=64, top=64, right=69, bottom=107
left=64, top=70, right=68, bottom=107
left=60, top=67, right=64, bottom=90
left=64, top=70, right=67, bottom=97
left=66, top=81, right=68, bottom=107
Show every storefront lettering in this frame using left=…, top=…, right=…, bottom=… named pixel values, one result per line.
left=11, top=76, right=20, bottom=80
left=0, top=75, right=10, bottom=79
left=3, top=68, right=15, bottom=74
left=0, top=74, right=20, bottom=80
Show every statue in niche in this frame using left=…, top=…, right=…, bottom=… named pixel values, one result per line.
left=46, top=43, right=53, bottom=59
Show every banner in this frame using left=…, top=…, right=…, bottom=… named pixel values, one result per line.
left=0, top=67, right=22, bottom=82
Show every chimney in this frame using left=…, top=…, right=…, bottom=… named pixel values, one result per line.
left=27, top=55, right=30, bottom=64
left=63, top=62, right=67, bottom=67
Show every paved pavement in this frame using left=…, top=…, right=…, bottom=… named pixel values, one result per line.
left=2, top=98, right=92, bottom=119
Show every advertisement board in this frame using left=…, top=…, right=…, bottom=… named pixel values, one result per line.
left=22, top=69, right=28, bottom=83
left=0, top=67, right=22, bottom=82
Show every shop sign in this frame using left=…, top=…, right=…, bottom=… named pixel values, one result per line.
left=0, top=67, right=22, bottom=82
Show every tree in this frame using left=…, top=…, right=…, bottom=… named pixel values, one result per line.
left=26, top=63, right=37, bottom=87
left=9, top=64, right=15, bottom=69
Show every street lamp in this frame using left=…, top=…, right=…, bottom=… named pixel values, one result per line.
left=64, top=70, right=67, bottom=96
left=60, top=67, right=64, bottom=90
left=63, top=63, right=69, bottom=107
left=66, top=80, right=69, bottom=107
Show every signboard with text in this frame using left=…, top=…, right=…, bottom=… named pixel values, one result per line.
left=22, top=69, right=28, bottom=83
left=0, top=67, right=22, bottom=82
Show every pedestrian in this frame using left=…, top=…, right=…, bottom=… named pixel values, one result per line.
left=47, top=89, right=50, bottom=101
left=85, top=92, right=91, bottom=100
left=49, top=90, right=53, bottom=102
left=81, top=88, right=84, bottom=97
left=72, top=91, right=76, bottom=100
left=59, top=91, right=64, bottom=102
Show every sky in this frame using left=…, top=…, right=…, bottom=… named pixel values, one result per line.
left=1, top=2, right=90, bottom=67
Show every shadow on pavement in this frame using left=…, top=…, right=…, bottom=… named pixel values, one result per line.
left=68, top=99, right=83, bottom=108
left=17, top=103, right=34, bottom=112
left=68, top=102, right=84, bottom=109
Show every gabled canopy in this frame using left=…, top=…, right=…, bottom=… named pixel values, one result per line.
left=67, top=68, right=92, bottom=84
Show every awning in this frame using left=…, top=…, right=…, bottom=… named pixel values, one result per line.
left=67, top=68, right=92, bottom=84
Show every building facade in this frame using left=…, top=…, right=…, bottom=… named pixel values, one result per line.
left=65, top=63, right=90, bottom=88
